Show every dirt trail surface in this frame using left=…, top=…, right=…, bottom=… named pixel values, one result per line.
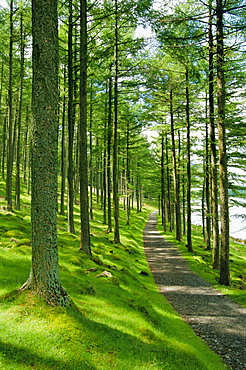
left=143, top=211, right=246, bottom=370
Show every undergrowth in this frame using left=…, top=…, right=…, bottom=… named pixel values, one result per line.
left=0, top=183, right=228, bottom=369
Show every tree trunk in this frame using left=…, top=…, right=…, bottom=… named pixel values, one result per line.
left=67, top=0, right=75, bottom=234
left=89, top=83, right=93, bottom=220
left=21, top=0, right=69, bottom=306
left=209, top=0, right=220, bottom=269
left=112, top=0, right=120, bottom=243
left=205, top=106, right=211, bottom=250
left=15, top=6, right=25, bottom=210
left=185, top=67, right=193, bottom=252
left=79, top=0, right=91, bottom=255
left=216, top=0, right=230, bottom=285
left=1, top=115, right=7, bottom=179
left=170, top=89, right=182, bottom=241
left=107, top=72, right=113, bottom=232
left=161, top=130, right=167, bottom=232
left=165, top=135, right=172, bottom=231
left=6, top=0, right=14, bottom=211
left=60, top=67, right=66, bottom=215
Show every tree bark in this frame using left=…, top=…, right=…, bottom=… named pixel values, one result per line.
left=216, top=0, right=230, bottom=285
left=205, top=106, right=211, bottom=250
left=67, top=0, right=75, bottom=234
left=15, top=6, right=25, bottom=210
left=185, top=67, right=193, bottom=252
left=6, top=0, right=14, bottom=211
left=107, top=72, right=113, bottom=232
left=209, top=0, right=220, bottom=269
left=79, top=0, right=91, bottom=255
left=170, top=89, right=182, bottom=241
left=21, top=0, right=69, bottom=306
left=112, top=0, right=120, bottom=243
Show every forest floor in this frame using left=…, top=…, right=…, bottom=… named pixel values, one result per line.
left=144, top=211, right=246, bottom=370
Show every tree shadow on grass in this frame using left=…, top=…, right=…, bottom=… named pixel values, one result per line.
left=65, top=302, right=215, bottom=370
left=0, top=339, right=96, bottom=370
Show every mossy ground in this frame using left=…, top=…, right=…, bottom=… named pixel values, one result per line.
left=0, top=184, right=228, bottom=369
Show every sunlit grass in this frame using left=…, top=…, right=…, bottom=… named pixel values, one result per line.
left=0, top=185, right=228, bottom=370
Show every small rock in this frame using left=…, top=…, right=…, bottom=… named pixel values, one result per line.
left=96, top=271, right=113, bottom=278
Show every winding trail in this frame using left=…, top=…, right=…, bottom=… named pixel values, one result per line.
left=143, top=211, right=246, bottom=370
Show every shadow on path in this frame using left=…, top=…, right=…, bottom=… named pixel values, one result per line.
left=144, top=211, right=246, bottom=370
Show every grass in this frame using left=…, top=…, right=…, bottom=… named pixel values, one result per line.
left=156, top=218, right=246, bottom=308
left=0, top=183, right=228, bottom=369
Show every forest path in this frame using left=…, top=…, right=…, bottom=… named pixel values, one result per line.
left=143, top=211, right=246, bottom=370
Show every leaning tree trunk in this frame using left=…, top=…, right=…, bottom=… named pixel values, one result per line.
left=216, top=0, right=230, bottom=285
left=20, top=0, right=69, bottom=306
left=79, top=0, right=91, bottom=255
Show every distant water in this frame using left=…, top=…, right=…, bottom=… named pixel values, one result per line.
left=192, top=198, right=246, bottom=241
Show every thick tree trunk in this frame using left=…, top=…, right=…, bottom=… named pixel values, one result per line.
left=79, top=0, right=91, bottom=255
left=21, top=0, right=69, bottom=306
left=216, top=0, right=230, bottom=285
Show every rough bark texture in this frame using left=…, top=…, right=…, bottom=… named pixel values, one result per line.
left=216, top=0, right=230, bottom=285
left=21, top=0, right=69, bottom=306
left=79, top=0, right=91, bottom=255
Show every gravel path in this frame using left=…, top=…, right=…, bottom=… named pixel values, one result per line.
left=143, top=211, right=246, bottom=370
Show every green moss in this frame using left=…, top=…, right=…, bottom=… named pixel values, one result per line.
left=0, top=196, right=228, bottom=370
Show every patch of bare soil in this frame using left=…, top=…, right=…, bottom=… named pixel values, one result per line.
left=144, top=212, right=246, bottom=370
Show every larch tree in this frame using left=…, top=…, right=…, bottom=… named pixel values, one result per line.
left=216, top=0, right=230, bottom=286
left=79, top=0, right=91, bottom=255
left=20, top=0, right=69, bottom=306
